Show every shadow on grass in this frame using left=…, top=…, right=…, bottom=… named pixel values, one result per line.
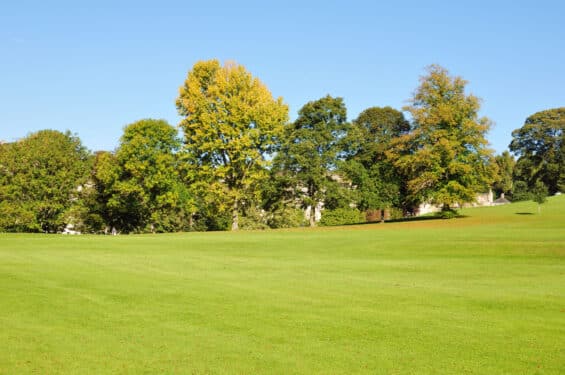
left=515, top=212, right=534, bottom=215
left=328, top=214, right=469, bottom=227
left=385, top=214, right=468, bottom=223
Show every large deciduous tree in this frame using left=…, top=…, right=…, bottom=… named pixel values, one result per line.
left=389, top=65, right=496, bottom=212
left=90, top=119, right=190, bottom=233
left=273, top=95, right=348, bottom=227
left=509, top=107, right=564, bottom=196
left=341, top=106, right=410, bottom=213
left=176, top=60, right=288, bottom=230
left=0, top=130, right=92, bottom=232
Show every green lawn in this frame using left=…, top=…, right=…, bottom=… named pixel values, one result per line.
left=1, top=197, right=564, bottom=374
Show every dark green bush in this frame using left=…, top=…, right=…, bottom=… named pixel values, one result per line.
left=320, top=208, right=365, bottom=226
left=512, top=181, right=532, bottom=202
left=266, top=207, right=306, bottom=229
left=435, top=208, right=458, bottom=219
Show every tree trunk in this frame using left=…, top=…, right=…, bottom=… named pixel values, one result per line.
left=231, top=200, right=239, bottom=231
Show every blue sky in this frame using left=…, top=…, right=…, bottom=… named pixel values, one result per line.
left=1, top=0, right=563, bottom=154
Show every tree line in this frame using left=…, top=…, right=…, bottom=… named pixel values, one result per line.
left=1, top=60, right=563, bottom=233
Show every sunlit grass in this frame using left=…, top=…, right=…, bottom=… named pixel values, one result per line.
left=1, top=196, right=564, bottom=374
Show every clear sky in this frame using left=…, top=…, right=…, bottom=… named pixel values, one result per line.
left=1, top=0, right=563, bottom=154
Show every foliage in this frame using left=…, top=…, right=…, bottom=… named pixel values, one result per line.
left=511, top=180, right=532, bottom=202
left=492, top=151, right=515, bottom=198
left=2, top=65, right=561, bottom=232
left=389, top=65, right=497, bottom=212
left=341, top=106, right=410, bottom=211
left=88, top=120, right=190, bottom=233
left=323, top=177, right=356, bottom=210
left=265, top=207, right=306, bottom=229
left=319, top=207, right=365, bottom=226
left=176, top=60, right=288, bottom=230
left=434, top=208, right=459, bottom=219
left=349, top=106, right=411, bottom=159
left=238, top=206, right=270, bottom=230
left=273, top=95, right=348, bottom=226
left=116, top=119, right=189, bottom=232
left=386, top=207, right=405, bottom=221
left=531, top=180, right=548, bottom=207
left=0, top=201, right=38, bottom=232
left=0, top=130, right=92, bottom=232
left=259, top=173, right=307, bottom=229
left=509, top=107, right=564, bottom=195
left=88, top=151, right=123, bottom=232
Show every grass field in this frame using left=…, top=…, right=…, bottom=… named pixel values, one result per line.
left=1, top=197, right=564, bottom=374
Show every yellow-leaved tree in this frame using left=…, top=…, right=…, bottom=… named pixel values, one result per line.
left=176, top=60, right=288, bottom=230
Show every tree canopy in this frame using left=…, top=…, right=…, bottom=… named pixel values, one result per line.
left=493, top=151, right=515, bottom=198
left=389, top=65, right=496, bottom=211
left=101, top=119, right=190, bottom=233
left=176, top=60, right=288, bottom=230
left=509, top=107, right=564, bottom=196
left=0, top=130, right=92, bottom=232
left=273, top=95, right=348, bottom=226
left=2, top=61, right=559, bottom=232
left=342, top=106, right=410, bottom=212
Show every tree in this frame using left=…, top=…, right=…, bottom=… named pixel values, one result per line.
left=90, top=119, right=191, bottom=233
left=117, top=119, right=190, bottom=232
left=493, top=151, right=515, bottom=198
left=531, top=180, right=548, bottom=214
left=176, top=60, right=288, bottom=231
left=389, top=65, right=496, bottom=212
left=509, top=107, right=565, bottom=195
left=0, top=130, right=92, bottom=232
left=273, top=95, right=348, bottom=227
left=341, top=106, right=410, bottom=215
left=88, top=151, right=123, bottom=232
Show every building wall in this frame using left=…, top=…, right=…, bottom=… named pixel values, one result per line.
left=416, top=190, right=494, bottom=215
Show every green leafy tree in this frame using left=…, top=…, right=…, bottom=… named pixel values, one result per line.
left=511, top=180, right=532, bottom=202
left=91, top=119, right=190, bottom=233
left=341, top=106, right=410, bottom=214
left=492, top=151, right=515, bottom=198
left=0, top=130, right=92, bottom=232
left=176, top=60, right=288, bottom=231
left=509, top=107, right=565, bottom=195
left=531, top=180, right=548, bottom=214
left=88, top=151, right=123, bottom=232
left=260, top=167, right=306, bottom=229
left=119, top=119, right=191, bottom=232
left=389, top=65, right=496, bottom=213
left=273, top=95, right=348, bottom=227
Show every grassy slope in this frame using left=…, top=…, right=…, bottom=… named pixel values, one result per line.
left=0, top=197, right=564, bottom=374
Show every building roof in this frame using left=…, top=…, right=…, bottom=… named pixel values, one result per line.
left=493, top=193, right=511, bottom=205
